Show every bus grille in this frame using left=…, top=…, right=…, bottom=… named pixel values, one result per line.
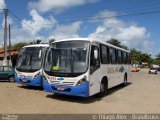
left=25, top=76, right=33, bottom=78
left=18, top=75, right=33, bottom=78
left=50, top=81, right=75, bottom=86
left=19, top=75, right=25, bottom=78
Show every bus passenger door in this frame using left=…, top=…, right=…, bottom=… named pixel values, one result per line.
left=89, top=45, right=101, bottom=96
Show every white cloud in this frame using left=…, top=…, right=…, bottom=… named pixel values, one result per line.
left=11, top=29, right=43, bottom=44
left=11, top=10, right=57, bottom=43
left=48, top=21, right=81, bottom=40
left=89, top=10, right=154, bottom=52
left=28, top=0, right=98, bottom=13
left=0, top=6, right=155, bottom=54
left=1, top=9, right=81, bottom=45
left=21, top=9, right=57, bottom=35
left=0, top=0, right=6, bottom=9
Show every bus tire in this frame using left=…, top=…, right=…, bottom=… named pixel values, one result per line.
left=98, top=79, right=108, bottom=97
left=122, top=74, right=127, bottom=87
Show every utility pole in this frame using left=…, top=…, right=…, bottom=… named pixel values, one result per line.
left=3, top=9, right=8, bottom=66
left=9, top=24, right=12, bottom=66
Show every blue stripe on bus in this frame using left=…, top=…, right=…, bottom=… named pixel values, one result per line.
left=15, top=75, right=43, bottom=86
left=43, top=80, right=89, bottom=97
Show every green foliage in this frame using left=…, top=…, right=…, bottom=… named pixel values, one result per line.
left=29, top=39, right=42, bottom=44
left=152, top=59, right=160, bottom=65
left=152, top=53, right=160, bottom=65
left=156, top=53, right=160, bottom=61
left=130, top=48, right=152, bottom=65
left=107, top=38, right=128, bottom=50
left=12, top=39, right=42, bottom=51
left=12, top=42, right=28, bottom=51
left=49, top=38, right=55, bottom=45
left=130, top=48, right=141, bottom=64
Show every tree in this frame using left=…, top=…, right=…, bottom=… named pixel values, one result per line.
left=12, top=39, right=43, bottom=51
left=12, top=42, right=28, bottom=51
left=107, top=38, right=121, bottom=47
left=156, top=53, right=160, bottom=61
left=152, top=53, right=160, bottom=65
left=130, top=48, right=152, bottom=66
left=49, top=38, right=55, bottom=44
left=130, top=48, right=142, bottom=64
left=29, top=39, right=42, bottom=44
left=140, top=53, right=152, bottom=65
left=152, top=59, right=160, bottom=65
left=107, top=38, right=128, bottom=50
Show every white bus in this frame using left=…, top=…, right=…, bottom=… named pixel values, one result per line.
left=15, top=44, right=49, bottom=86
left=43, top=38, right=131, bottom=97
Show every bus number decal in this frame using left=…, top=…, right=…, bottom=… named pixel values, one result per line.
left=50, top=76, right=56, bottom=81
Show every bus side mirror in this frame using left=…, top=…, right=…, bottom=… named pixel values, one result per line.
left=94, top=50, right=98, bottom=59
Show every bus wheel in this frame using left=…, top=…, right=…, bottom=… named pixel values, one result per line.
left=8, top=75, right=15, bottom=82
left=122, top=74, right=127, bottom=87
left=98, top=80, right=108, bottom=97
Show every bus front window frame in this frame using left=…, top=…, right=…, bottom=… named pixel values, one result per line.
left=16, top=47, right=43, bottom=72
left=44, top=41, right=90, bottom=77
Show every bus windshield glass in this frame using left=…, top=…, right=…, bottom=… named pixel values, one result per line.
left=44, top=41, right=90, bottom=77
left=16, top=47, right=43, bottom=72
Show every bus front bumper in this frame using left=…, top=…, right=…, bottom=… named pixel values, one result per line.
left=15, top=75, right=43, bottom=86
left=43, top=80, right=89, bottom=97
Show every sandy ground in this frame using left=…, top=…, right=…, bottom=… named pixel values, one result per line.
left=0, top=69, right=160, bottom=114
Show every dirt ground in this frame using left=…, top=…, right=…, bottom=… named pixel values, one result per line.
left=0, top=69, right=160, bottom=114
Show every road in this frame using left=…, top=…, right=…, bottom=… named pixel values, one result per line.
left=0, top=69, right=160, bottom=114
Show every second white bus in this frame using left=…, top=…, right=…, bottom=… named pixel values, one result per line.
left=43, top=38, right=131, bottom=97
left=15, top=44, right=49, bottom=87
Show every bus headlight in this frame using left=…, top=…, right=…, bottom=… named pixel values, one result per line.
left=76, top=76, right=87, bottom=86
left=34, top=72, right=40, bottom=78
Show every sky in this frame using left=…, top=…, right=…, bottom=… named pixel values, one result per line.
left=0, top=0, right=160, bottom=57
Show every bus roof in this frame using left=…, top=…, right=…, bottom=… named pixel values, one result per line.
left=54, top=38, right=130, bottom=53
left=23, top=44, right=49, bottom=48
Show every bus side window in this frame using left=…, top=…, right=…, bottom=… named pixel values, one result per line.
left=100, top=45, right=110, bottom=64
left=115, top=49, right=118, bottom=64
left=109, top=48, right=113, bottom=64
left=123, top=52, right=127, bottom=64
left=127, top=53, right=131, bottom=64
left=121, top=51, right=124, bottom=64
left=118, top=50, right=122, bottom=64
left=110, top=48, right=117, bottom=64
left=90, top=45, right=100, bottom=74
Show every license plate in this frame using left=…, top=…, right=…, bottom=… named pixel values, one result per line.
left=57, top=87, right=65, bottom=91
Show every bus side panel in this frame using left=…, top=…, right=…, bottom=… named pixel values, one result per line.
left=89, top=69, right=101, bottom=96
left=127, top=65, right=132, bottom=83
left=100, top=65, right=129, bottom=89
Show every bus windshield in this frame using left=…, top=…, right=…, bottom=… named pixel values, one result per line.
left=44, top=41, right=90, bottom=77
left=16, top=47, right=43, bottom=72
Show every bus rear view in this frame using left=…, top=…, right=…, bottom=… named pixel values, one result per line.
left=15, top=44, right=49, bottom=87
